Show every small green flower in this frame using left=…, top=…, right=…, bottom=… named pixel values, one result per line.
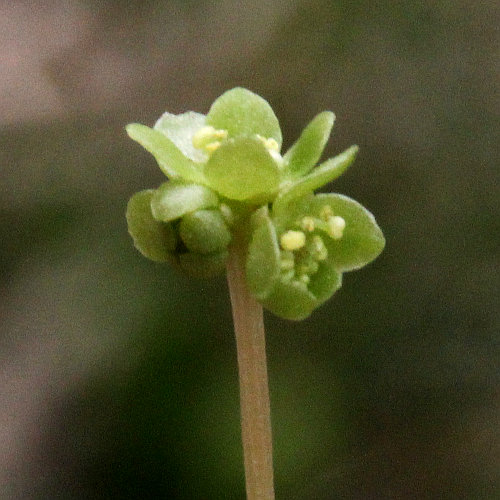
left=125, top=87, right=385, bottom=318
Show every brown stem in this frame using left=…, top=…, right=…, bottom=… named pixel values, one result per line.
left=226, top=230, right=275, bottom=500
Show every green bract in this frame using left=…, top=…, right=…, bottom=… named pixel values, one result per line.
left=126, top=87, right=385, bottom=319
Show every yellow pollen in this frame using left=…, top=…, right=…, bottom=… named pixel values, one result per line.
left=257, top=135, right=280, bottom=152
left=192, top=126, right=227, bottom=150
left=280, top=230, right=306, bottom=251
left=327, top=216, right=346, bottom=240
left=264, top=138, right=280, bottom=151
left=205, top=141, right=221, bottom=153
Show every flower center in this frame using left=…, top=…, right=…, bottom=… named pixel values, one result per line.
left=192, top=126, right=228, bottom=153
left=277, top=204, right=346, bottom=288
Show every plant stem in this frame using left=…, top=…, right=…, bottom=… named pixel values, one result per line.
left=226, top=229, right=275, bottom=500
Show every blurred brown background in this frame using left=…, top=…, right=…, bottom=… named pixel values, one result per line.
left=1, top=1, right=499, bottom=498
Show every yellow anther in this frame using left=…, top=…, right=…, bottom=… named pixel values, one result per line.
left=213, top=129, right=228, bottom=140
left=319, top=205, right=333, bottom=221
left=192, top=126, right=216, bottom=148
left=300, top=216, right=316, bottom=232
left=264, top=138, right=280, bottom=151
left=280, top=230, right=306, bottom=251
left=257, top=135, right=280, bottom=152
left=205, top=141, right=221, bottom=153
left=192, top=126, right=228, bottom=150
left=327, top=216, right=346, bottom=240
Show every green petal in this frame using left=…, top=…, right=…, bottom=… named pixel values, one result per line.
left=179, top=209, right=231, bottom=254
left=178, top=250, right=228, bottom=278
left=204, top=137, right=280, bottom=201
left=299, top=194, right=385, bottom=272
left=151, top=181, right=219, bottom=223
left=206, top=87, right=282, bottom=147
left=274, top=146, right=358, bottom=216
left=126, top=190, right=177, bottom=262
left=283, top=111, right=335, bottom=178
left=246, top=212, right=281, bottom=300
left=154, top=111, right=208, bottom=163
left=126, top=123, right=206, bottom=184
left=262, top=280, right=319, bottom=321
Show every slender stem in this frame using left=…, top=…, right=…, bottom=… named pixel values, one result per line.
left=226, top=229, right=275, bottom=500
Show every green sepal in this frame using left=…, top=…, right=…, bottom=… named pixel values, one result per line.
left=178, top=250, right=228, bottom=278
left=179, top=209, right=231, bottom=254
left=307, top=261, right=343, bottom=304
left=274, top=146, right=358, bottom=216
left=261, top=280, right=320, bottom=321
left=206, top=87, right=282, bottom=147
left=246, top=210, right=281, bottom=300
left=275, top=193, right=385, bottom=272
left=126, top=123, right=206, bottom=184
left=154, top=111, right=207, bottom=163
left=283, top=111, right=335, bottom=179
left=204, top=137, right=280, bottom=201
left=126, top=190, right=177, bottom=262
left=151, top=181, right=219, bottom=223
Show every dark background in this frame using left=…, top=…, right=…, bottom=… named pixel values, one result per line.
left=1, top=1, right=498, bottom=498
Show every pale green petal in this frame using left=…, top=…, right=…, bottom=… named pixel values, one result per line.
left=274, top=146, right=358, bottom=216
left=151, top=181, right=219, bottom=223
left=206, top=87, right=282, bottom=146
left=246, top=212, right=281, bottom=300
left=179, top=209, right=231, bottom=254
left=154, top=111, right=208, bottom=163
left=261, top=280, right=319, bottom=321
left=204, top=137, right=280, bottom=201
left=126, top=123, right=206, bottom=184
left=283, top=111, right=335, bottom=178
left=126, top=190, right=177, bottom=262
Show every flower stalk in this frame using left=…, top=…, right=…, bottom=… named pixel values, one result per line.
left=226, top=226, right=274, bottom=500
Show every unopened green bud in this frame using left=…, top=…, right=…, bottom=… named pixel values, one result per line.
left=179, top=209, right=231, bottom=254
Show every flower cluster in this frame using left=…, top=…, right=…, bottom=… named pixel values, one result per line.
left=126, top=88, right=384, bottom=319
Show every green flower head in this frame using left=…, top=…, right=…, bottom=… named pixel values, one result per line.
left=126, top=88, right=385, bottom=319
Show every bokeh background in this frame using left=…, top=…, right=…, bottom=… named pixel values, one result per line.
left=1, top=1, right=498, bottom=498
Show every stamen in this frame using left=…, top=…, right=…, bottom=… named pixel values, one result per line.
left=310, top=235, right=328, bottom=261
left=264, top=138, right=280, bottom=151
left=280, top=230, right=306, bottom=251
left=319, top=205, right=333, bottom=221
left=297, top=260, right=319, bottom=276
left=280, top=251, right=295, bottom=271
left=327, top=216, right=346, bottom=240
left=192, top=126, right=227, bottom=150
left=300, top=216, right=315, bottom=232
left=205, top=141, right=221, bottom=153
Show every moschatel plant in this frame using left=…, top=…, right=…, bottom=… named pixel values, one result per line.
left=126, top=88, right=384, bottom=499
